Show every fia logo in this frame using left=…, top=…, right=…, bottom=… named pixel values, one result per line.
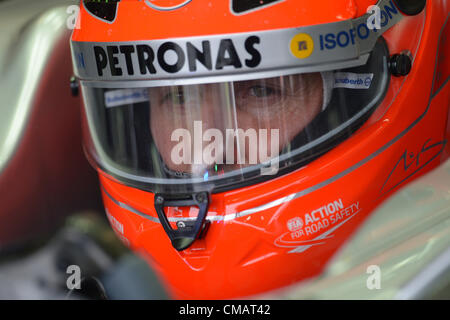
left=287, top=217, right=304, bottom=232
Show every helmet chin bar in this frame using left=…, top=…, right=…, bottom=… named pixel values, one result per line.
left=154, top=192, right=210, bottom=251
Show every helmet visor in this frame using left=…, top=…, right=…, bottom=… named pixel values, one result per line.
left=80, top=39, right=390, bottom=193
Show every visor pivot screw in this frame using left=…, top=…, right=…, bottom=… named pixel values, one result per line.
left=392, top=0, right=426, bottom=16
left=389, top=54, right=412, bottom=77
left=195, top=193, right=207, bottom=204
left=155, top=195, right=164, bottom=205
left=70, top=76, right=79, bottom=97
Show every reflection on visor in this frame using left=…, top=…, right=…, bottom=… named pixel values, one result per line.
left=80, top=39, right=390, bottom=193
left=148, top=73, right=323, bottom=177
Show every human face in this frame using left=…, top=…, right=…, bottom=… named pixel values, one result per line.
left=149, top=72, right=324, bottom=176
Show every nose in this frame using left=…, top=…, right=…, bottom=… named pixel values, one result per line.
left=190, top=85, right=237, bottom=174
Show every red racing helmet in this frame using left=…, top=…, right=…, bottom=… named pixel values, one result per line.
left=71, top=0, right=450, bottom=298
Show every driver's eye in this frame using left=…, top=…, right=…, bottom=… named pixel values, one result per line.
left=163, top=87, right=185, bottom=105
left=249, top=85, right=275, bottom=98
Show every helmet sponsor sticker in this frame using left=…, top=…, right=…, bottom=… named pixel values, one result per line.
left=318, top=0, right=400, bottom=52
left=275, top=199, right=361, bottom=253
left=104, top=88, right=149, bottom=108
left=90, top=36, right=261, bottom=77
left=287, top=217, right=304, bottom=232
left=334, top=72, right=374, bottom=89
left=290, top=33, right=314, bottom=59
left=72, top=0, right=402, bottom=83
